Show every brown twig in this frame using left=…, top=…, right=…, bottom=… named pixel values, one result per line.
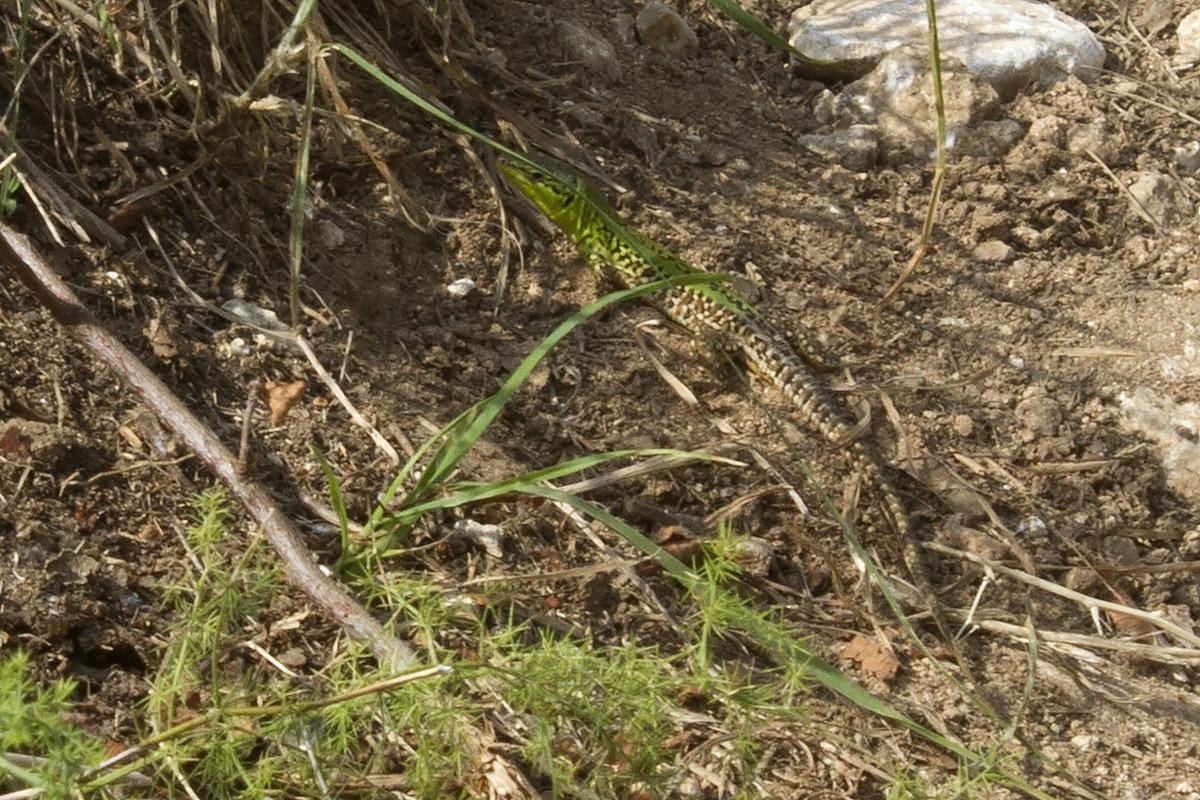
left=237, top=378, right=261, bottom=476
left=0, top=223, right=413, bottom=669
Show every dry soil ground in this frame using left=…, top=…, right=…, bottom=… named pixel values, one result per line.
left=2, top=0, right=1200, bottom=797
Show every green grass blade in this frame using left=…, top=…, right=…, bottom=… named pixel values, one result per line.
left=362, top=403, right=478, bottom=538
left=287, top=44, right=317, bottom=328
left=313, top=446, right=354, bottom=569
left=705, top=0, right=842, bottom=78
left=327, top=44, right=540, bottom=170
left=405, top=273, right=729, bottom=501
left=384, top=448, right=719, bottom=529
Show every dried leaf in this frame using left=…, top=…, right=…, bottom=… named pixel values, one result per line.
left=105, top=200, right=148, bottom=234
left=263, top=380, right=306, bottom=425
left=0, top=424, right=31, bottom=459
left=1107, top=609, right=1156, bottom=636
left=144, top=316, right=179, bottom=359
left=841, top=634, right=901, bottom=683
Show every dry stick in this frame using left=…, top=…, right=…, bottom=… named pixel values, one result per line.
left=880, top=0, right=948, bottom=306
left=236, top=378, right=261, bottom=476
left=0, top=224, right=413, bottom=669
left=1083, top=147, right=1166, bottom=235
left=5, top=142, right=127, bottom=249
left=927, top=540, right=1200, bottom=649
left=975, top=619, right=1200, bottom=666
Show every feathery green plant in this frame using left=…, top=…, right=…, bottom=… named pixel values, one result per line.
left=0, top=652, right=105, bottom=799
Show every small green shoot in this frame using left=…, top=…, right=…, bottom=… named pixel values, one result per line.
left=0, top=651, right=105, bottom=799
left=286, top=42, right=317, bottom=328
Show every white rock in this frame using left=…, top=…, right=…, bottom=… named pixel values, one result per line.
left=446, top=277, right=477, bottom=298
left=789, top=0, right=1105, bottom=98
left=221, top=298, right=288, bottom=331
left=453, top=519, right=506, bottom=559
left=1178, top=9, right=1200, bottom=60
left=1120, top=387, right=1200, bottom=503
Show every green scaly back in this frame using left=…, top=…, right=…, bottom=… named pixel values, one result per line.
left=497, top=155, right=764, bottom=325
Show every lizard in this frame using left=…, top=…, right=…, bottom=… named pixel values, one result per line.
left=497, top=153, right=944, bottom=635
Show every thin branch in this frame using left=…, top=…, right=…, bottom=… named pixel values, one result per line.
left=927, top=540, right=1200, bottom=649
left=0, top=223, right=413, bottom=669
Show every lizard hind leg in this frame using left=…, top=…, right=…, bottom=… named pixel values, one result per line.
left=787, top=326, right=840, bottom=371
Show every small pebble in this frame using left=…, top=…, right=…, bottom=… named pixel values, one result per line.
left=1175, top=141, right=1200, bottom=173
left=972, top=239, right=1014, bottom=263
left=1070, top=734, right=1096, bottom=751
left=952, top=414, right=974, bottom=437
left=636, top=1, right=698, bottom=57
left=276, top=647, right=307, bottom=668
left=1102, top=535, right=1139, bottom=566
left=446, top=277, right=476, bottom=298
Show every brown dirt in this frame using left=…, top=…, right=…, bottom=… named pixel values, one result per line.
left=2, top=0, right=1199, bottom=796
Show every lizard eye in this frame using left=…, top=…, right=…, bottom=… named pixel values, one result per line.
left=559, top=194, right=575, bottom=209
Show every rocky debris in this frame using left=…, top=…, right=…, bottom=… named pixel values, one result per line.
left=1176, top=141, right=1200, bottom=173
left=1178, top=8, right=1200, bottom=61
left=788, top=0, right=1105, bottom=99
left=794, top=124, right=878, bottom=171
left=1102, top=535, right=1140, bottom=566
left=834, top=46, right=999, bottom=163
left=955, top=118, right=1025, bottom=159
left=636, top=2, right=698, bottom=58
left=1127, top=171, right=1195, bottom=232
left=972, top=240, right=1014, bottom=263
left=951, top=413, right=974, bottom=437
left=1015, top=386, right=1062, bottom=441
left=1065, top=119, right=1124, bottom=164
left=1120, top=387, right=1200, bottom=503
left=558, top=21, right=622, bottom=82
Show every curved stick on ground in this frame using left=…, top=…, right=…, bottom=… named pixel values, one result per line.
left=0, top=223, right=413, bottom=670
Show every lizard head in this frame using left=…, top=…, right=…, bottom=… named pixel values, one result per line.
left=498, top=154, right=596, bottom=238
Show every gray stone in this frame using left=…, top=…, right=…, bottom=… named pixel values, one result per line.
left=811, top=88, right=836, bottom=124
left=972, top=240, right=1014, bottom=262
left=835, top=46, right=999, bottom=163
left=558, top=21, right=621, bottom=82
left=1176, top=141, right=1200, bottom=173
left=1066, top=120, right=1123, bottom=164
left=789, top=0, right=1105, bottom=99
left=1016, top=386, right=1062, bottom=439
left=1102, top=535, right=1140, bottom=566
left=794, top=124, right=879, bottom=171
left=1128, top=171, right=1195, bottom=231
left=956, top=119, right=1026, bottom=158
left=637, top=2, right=698, bottom=58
